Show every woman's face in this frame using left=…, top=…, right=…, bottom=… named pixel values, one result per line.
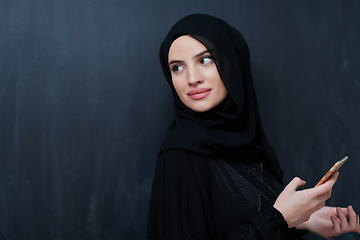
left=168, top=35, right=228, bottom=112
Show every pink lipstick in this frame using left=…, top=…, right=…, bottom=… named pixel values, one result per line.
left=187, top=88, right=212, bottom=100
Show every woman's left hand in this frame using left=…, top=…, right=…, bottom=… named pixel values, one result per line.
left=296, top=205, right=360, bottom=239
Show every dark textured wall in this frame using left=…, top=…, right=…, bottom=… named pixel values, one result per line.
left=0, top=1, right=359, bottom=239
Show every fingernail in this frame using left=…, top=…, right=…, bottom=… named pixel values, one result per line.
left=337, top=207, right=341, bottom=213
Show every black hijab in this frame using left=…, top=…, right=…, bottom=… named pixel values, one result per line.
left=159, top=14, right=283, bottom=182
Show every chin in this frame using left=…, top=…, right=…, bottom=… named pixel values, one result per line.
left=188, top=103, right=214, bottom=113
left=192, top=108, right=209, bottom=113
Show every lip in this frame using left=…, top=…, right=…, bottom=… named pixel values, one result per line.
left=187, top=88, right=212, bottom=100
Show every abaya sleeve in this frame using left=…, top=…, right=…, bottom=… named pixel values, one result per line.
left=147, top=149, right=307, bottom=240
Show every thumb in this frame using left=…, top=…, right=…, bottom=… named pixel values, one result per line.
left=285, top=177, right=306, bottom=192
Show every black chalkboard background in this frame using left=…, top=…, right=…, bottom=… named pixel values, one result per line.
left=0, top=1, right=359, bottom=239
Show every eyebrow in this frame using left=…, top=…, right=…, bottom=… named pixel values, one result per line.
left=168, top=50, right=210, bottom=66
left=193, top=50, right=210, bottom=59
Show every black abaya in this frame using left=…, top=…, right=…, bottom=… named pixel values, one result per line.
left=147, top=14, right=307, bottom=239
left=147, top=149, right=306, bottom=239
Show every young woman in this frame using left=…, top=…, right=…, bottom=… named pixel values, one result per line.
left=147, top=14, right=359, bottom=239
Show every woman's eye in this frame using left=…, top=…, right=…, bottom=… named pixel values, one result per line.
left=200, top=56, right=213, bottom=65
left=171, top=65, right=184, bottom=73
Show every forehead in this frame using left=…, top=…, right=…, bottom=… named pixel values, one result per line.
left=168, top=35, right=207, bottom=61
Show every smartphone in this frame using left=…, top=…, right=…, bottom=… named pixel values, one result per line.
left=314, top=156, right=348, bottom=187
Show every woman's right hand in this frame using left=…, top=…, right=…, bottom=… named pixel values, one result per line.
left=273, top=171, right=339, bottom=228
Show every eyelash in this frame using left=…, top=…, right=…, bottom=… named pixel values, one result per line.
left=170, top=55, right=214, bottom=73
left=200, top=55, right=213, bottom=65
left=171, top=65, right=183, bottom=73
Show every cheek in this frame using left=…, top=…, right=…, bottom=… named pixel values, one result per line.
left=211, top=71, right=228, bottom=100
left=172, top=76, right=186, bottom=97
left=219, top=84, right=228, bottom=100
left=207, top=69, right=226, bottom=91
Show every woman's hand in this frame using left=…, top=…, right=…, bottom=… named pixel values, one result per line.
left=273, top=171, right=339, bottom=228
left=296, top=206, right=360, bottom=239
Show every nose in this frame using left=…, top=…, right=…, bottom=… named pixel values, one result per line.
left=187, top=66, right=204, bottom=87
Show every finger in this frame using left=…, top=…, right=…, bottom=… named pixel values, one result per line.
left=315, top=190, right=332, bottom=202
left=331, top=215, right=341, bottom=235
left=347, top=206, right=358, bottom=230
left=321, top=171, right=339, bottom=188
left=286, top=177, right=306, bottom=191
left=314, top=206, right=337, bottom=215
left=337, top=207, right=349, bottom=231
left=339, top=207, right=349, bottom=216
left=313, top=172, right=339, bottom=197
left=325, top=205, right=341, bottom=216
left=357, top=214, right=360, bottom=234
left=333, top=207, right=349, bottom=217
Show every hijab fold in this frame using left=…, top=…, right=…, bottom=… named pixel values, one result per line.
left=159, top=14, right=283, bottom=183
